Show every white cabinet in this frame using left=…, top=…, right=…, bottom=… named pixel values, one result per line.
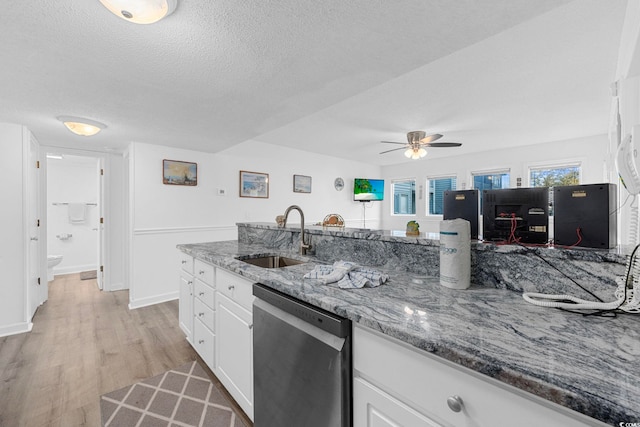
left=353, top=325, right=606, bottom=427
left=178, top=253, right=194, bottom=341
left=192, top=259, right=216, bottom=369
left=177, top=253, right=255, bottom=422
left=178, top=272, right=193, bottom=342
left=215, top=268, right=254, bottom=420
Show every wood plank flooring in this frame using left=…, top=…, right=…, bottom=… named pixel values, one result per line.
left=0, top=274, right=251, bottom=427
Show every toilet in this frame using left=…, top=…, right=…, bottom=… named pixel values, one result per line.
left=47, top=255, right=63, bottom=282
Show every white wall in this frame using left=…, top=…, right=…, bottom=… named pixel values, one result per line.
left=0, top=123, right=28, bottom=337
left=381, top=134, right=610, bottom=233
left=129, top=140, right=381, bottom=308
left=47, top=156, right=99, bottom=275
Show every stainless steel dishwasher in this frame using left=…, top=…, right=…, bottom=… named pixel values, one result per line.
left=252, top=283, right=352, bottom=427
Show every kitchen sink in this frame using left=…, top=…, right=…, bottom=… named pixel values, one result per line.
left=237, top=255, right=307, bottom=268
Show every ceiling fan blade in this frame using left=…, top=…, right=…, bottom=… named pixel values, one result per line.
left=426, top=142, right=462, bottom=148
left=380, top=147, right=407, bottom=154
left=419, top=133, right=443, bottom=144
left=380, top=141, right=405, bottom=145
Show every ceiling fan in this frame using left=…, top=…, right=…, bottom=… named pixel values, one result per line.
left=380, top=131, right=462, bottom=159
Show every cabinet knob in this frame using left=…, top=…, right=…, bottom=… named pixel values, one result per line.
left=181, top=260, right=187, bottom=264
left=228, top=285, right=235, bottom=290
left=198, top=340, right=204, bottom=344
left=199, top=270, right=205, bottom=275
left=198, top=312, right=205, bottom=317
left=188, top=280, right=193, bottom=285
left=248, top=324, right=253, bottom=329
left=447, top=395, right=464, bottom=413
left=199, top=292, right=205, bottom=296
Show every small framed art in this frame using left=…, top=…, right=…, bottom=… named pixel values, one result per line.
left=240, top=170, right=269, bottom=198
left=163, top=159, right=197, bottom=186
left=293, top=174, right=312, bottom=193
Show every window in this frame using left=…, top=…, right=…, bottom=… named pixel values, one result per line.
left=392, top=179, right=416, bottom=215
left=428, top=176, right=456, bottom=215
left=473, top=171, right=510, bottom=211
left=529, top=165, right=580, bottom=187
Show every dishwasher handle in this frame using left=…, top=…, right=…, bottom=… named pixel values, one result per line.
left=253, top=283, right=351, bottom=338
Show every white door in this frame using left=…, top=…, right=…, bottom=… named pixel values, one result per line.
left=27, top=135, right=44, bottom=318
left=96, top=159, right=105, bottom=290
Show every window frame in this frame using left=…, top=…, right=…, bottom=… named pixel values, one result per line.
left=390, top=178, right=417, bottom=216
left=426, top=175, right=457, bottom=216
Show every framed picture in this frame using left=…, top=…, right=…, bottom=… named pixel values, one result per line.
left=240, top=170, right=269, bottom=198
left=293, top=174, right=312, bottom=193
left=163, top=159, right=197, bottom=186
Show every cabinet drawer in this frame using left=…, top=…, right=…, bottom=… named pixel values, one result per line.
left=179, top=254, right=193, bottom=274
left=194, top=297, right=215, bottom=332
left=217, top=269, right=254, bottom=310
left=194, top=279, right=215, bottom=309
left=193, top=318, right=215, bottom=369
left=354, top=326, right=595, bottom=427
left=194, top=259, right=215, bottom=285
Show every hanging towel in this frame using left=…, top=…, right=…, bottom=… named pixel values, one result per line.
left=68, top=203, right=86, bottom=223
left=303, top=260, right=389, bottom=289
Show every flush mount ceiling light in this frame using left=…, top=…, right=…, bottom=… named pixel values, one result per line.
left=98, top=0, right=177, bottom=24
left=57, top=116, right=106, bottom=137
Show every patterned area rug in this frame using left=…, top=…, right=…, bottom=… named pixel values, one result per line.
left=100, top=361, right=248, bottom=427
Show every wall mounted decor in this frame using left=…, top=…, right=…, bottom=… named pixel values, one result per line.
left=334, top=177, right=344, bottom=191
left=240, top=170, right=269, bottom=198
left=293, top=174, right=312, bottom=193
left=163, top=159, right=197, bottom=186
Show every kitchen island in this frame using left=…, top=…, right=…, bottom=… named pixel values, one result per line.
left=178, top=224, right=639, bottom=426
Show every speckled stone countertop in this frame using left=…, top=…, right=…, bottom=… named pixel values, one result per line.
left=177, top=240, right=640, bottom=426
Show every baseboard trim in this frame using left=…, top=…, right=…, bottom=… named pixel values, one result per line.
left=128, top=291, right=178, bottom=310
left=0, top=321, right=33, bottom=338
left=106, top=282, right=127, bottom=292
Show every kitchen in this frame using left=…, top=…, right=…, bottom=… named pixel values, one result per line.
left=1, top=0, right=640, bottom=426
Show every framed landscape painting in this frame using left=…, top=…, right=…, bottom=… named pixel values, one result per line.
left=240, top=170, right=269, bottom=198
left=163, top=160, right=197, bottom=186
left=293, top=174, right=311, bottom=193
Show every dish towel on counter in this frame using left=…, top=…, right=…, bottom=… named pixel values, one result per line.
left=303, top=260, right=389, bottom=289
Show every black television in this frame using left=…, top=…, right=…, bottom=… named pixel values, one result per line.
left=482, top=187, right=549, bottom=244
left=354, top=178, right=384, bottom=201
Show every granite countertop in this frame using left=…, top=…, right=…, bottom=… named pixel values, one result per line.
left=178, top=240, right=640, bottom=425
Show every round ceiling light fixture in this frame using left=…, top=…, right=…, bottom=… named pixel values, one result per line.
left=57, top=116, right=107, bottom=137
left=98, top=0, right=177, bottom=24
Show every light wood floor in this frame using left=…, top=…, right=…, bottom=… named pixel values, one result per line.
left=0, top=274, right=237, bottom=426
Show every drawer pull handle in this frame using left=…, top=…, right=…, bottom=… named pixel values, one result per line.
left=199, top=292, right=205, bottom=296
left=248, top=324, right=253, bottom=329
left=181, top=260, right=187, bottom=264
left=188, top=281, right=193, bottom=285
left=199, top=270, right=205, bottom=275
left=228, top=285, right=235, bottom=290
left=447, top=396, right=464, bottom=413
left=198, top=312, right=205, bottom=317
left=198, top=340, right=204, bottom=344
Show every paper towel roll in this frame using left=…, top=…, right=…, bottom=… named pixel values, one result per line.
left=439, top=219, right=471, bottom=290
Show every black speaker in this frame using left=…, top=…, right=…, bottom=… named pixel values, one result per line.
left=553, top=183, right=617, bottom=249
left=443, top=189, right=479, bottom=239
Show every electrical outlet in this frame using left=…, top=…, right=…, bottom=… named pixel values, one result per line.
left=217, top=188, right=226, bottom=196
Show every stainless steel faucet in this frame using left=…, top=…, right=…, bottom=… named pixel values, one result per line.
left=282, top=205, right=311, bottom=255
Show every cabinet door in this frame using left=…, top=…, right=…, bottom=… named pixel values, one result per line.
left=354, top=378, right=441, bottom=427
left=193, top=317, right=215, bottom=369
left=216, top=292, right=253, bottom=420
left=179, top=273, right=193, bottom=342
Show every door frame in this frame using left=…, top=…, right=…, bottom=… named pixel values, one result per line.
left=41, top=146, right=111, bottom=290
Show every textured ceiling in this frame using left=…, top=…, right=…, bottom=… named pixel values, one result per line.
left=0, top=0, right=628, bottom=165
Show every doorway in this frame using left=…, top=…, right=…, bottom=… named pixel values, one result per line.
left=46, top=153, right=104, bottom=288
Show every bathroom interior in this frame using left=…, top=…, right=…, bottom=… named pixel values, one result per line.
left=46, top=153, right=100, bottom=283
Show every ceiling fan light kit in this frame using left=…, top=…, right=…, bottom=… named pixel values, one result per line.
left=381, top=130, right=462, bottom=160
left=98, top=0, right=177, bottom=24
